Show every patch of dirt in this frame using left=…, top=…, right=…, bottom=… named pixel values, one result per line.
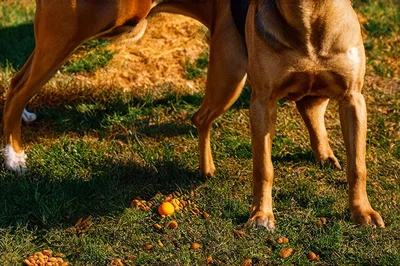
left=28, top=14, right=208, bottom=108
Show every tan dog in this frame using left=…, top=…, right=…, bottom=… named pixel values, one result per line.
left=245, top=0, right=384, bottom=229
left=3, top=0, right=383, bottom=228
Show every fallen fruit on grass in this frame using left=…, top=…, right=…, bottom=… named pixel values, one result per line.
left=319, top=217, right=327, bottom=225
left=233, top=229, right=246, bottom=238
left=279, top=247, right=293, bottom=259
left=144, top=244, right=153, bottom=250
left=170, top=198, right=181, bottom=211
left=131, top=198, right=154, bottom=212
left=308, top=252, right=320, bottom=261
left=109, top=258, right=124, bottom=266
left=158, top=202, right=175, bottom=216
left=124, top=255, right=137, bottom=260
left=154, top=224, right=162, bottom=230
left=24, top=250, right=68, bottom=266
left=23, top=260, right=33, bottom=266
left=206, top=256, right=214, bottom=264
left=202, top=212, right=210, bottom=219
left=73, top=216, right=93, bottom=235
left=241, top=259, right=253, bottom=266
left=277, top=237, right=289, bottom=244
left=190, top=242, right=202, bottom=249
left=42, top=250, right=52, bottom=256
left=167, top=220, right=178, bottom=229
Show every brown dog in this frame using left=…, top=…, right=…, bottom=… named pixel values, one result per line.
left=3, top=0, right=383, bottom=229
left=245, top=0, right=384, bottom=229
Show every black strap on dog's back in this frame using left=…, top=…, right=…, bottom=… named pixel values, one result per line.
left=230, top=0, right=249, bottom=39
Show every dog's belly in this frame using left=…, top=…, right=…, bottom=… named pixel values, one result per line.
left=276, top=69, right=347, bottom=101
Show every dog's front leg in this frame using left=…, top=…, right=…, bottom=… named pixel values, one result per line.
left=296, top=96, right=341, bottom=169
left=249, top=95, right=277, bottom=230
left=339, top=91, right=384, bottom=228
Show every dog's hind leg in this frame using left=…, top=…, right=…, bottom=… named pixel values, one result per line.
left=339, top=91, right=384, bottom=228
left=191, top=19, right=247, bottom=178
left=296, top=96, right=341, bottom=169
left=3, top=43, right=84, bottom=172
left=3, top=0, right=152, bottom=172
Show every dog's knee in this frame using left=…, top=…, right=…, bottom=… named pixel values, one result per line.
left=192, top=110, right=210, bottom=132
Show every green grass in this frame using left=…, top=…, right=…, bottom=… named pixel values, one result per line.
left=0, top=3, right=114, bottom=76
left=184, top=51, right=209, bottom=80
left=0, top=0, right=399, bottom=265
left=61, top=40, right=115, bottom=75
left=0, top=2, right=35, bottom=70
left=354, top=0, right=400, bottom=78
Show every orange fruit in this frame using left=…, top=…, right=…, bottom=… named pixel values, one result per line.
left=158, top=202, right=175, bottom=216
left=190, top=242, right=201, bottom=249
left=167, top=221, right=178, bottom=229
left=279, top=247, right=293, bottom=259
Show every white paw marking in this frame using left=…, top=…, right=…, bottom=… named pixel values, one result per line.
left=22, top=108, right=37, bottom=123
left=3, top=145, right=27, bottom=173
left=256, top=217, right=276, bottom=232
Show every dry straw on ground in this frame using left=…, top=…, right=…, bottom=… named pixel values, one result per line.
left=1, top=14, right=208, bottom=108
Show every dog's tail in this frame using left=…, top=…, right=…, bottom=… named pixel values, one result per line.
left=255, top=0, right=302, bottom=51
left=255, top=0, right=359, bottom=52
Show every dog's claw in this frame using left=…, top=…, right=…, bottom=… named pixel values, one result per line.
left=330, top=157, right=342, bottom=169
left=199, top=163, right=216, bottom=178
left=318, top=155, right=341, bottom=170
left=351, top=208, right=385, bottom=228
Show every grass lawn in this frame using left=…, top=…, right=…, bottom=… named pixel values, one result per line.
left=0, top=0, right=399, bottom=265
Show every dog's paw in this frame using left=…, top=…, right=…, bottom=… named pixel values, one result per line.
left=199, top=161, right=216, bottom=178
left=351, top=208, right=385, bottom=228
left=249, top=211, right=275, bottom=231
left=200, top=167, right=215, bottom=178
left=3, top=145, right=28, bottom=173
left=317, top=154, right=341, bottom=170
left=22, top=108, right=37, bottom=123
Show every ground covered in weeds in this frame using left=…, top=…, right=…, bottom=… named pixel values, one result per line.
left=0, top=0, right=399, bottom=265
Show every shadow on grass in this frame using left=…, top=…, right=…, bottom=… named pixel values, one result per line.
left=23, top=89, right=252, bottom=140
left=0, top=23, right=35, bottom=69
left=23, top=97, right=197, bottom=145
left=1, top=90, right=333, bottom=229
left=0, top=157, right=203, bottom=230
left=273, top=149, right=316, bottom=164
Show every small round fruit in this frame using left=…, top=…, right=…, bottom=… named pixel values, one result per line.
left=190, top=242, right=201, bottom=249
left=167, top=221, right=178, bottom=229
left=308, top=252, right=320, bottom=261
left=279, top=248, right=293, bottom=259
left=158, top=202, right=175, bottom=216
